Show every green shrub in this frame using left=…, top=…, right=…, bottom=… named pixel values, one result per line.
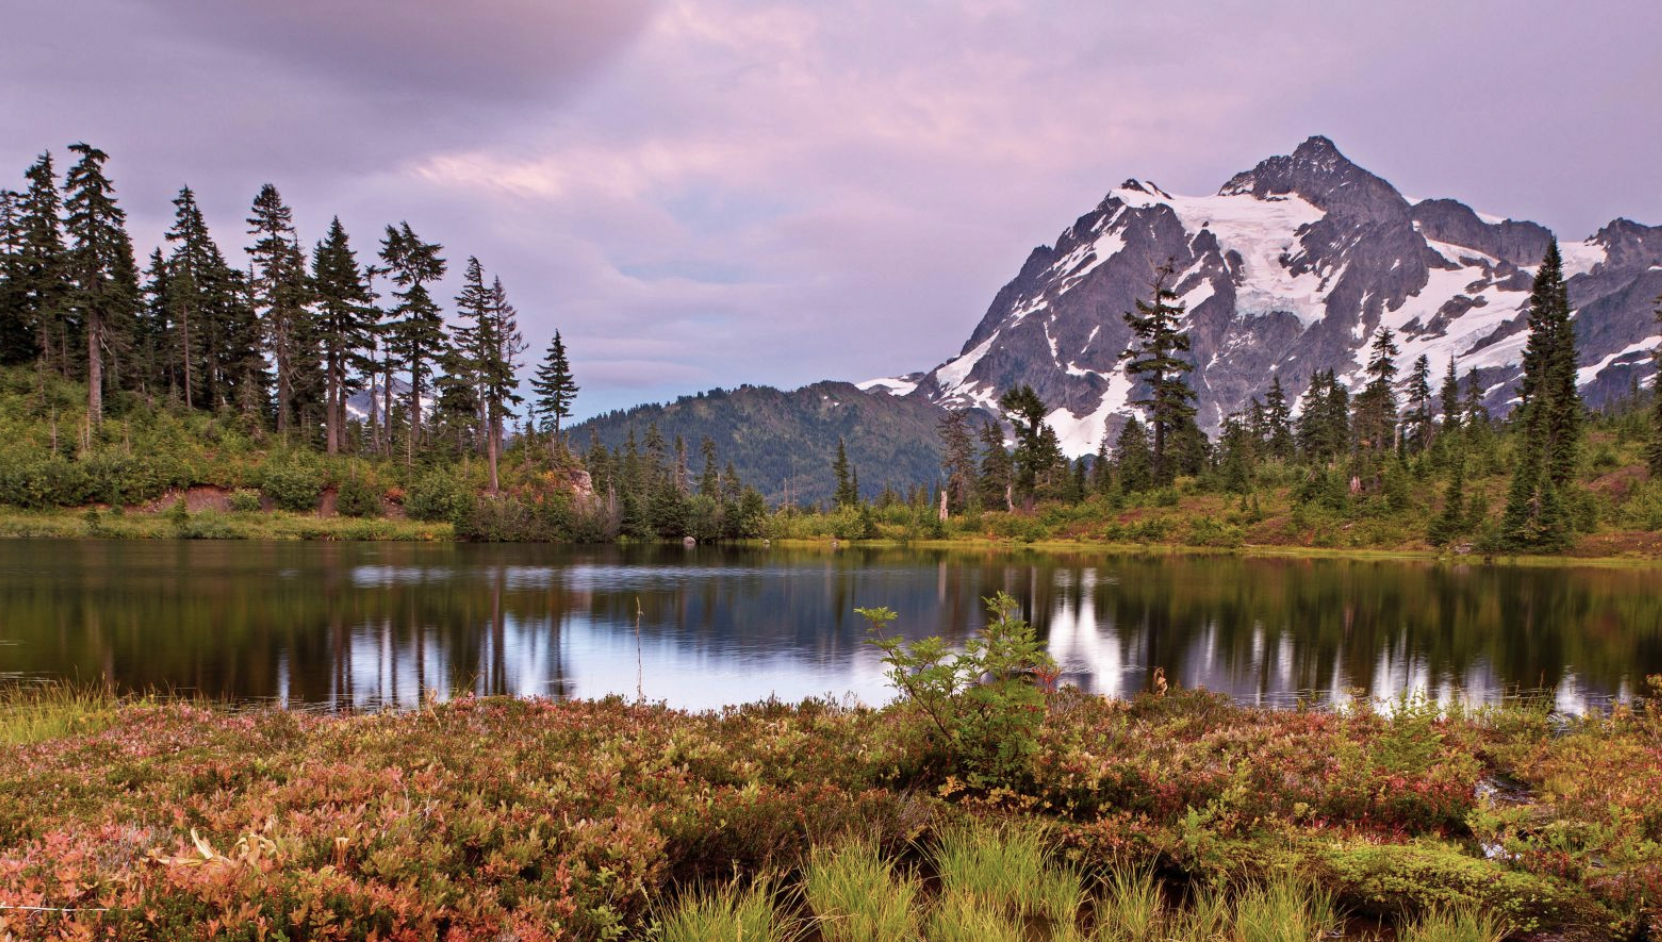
left=860, top=592, right=1055, bottom=789
left=228, top=488, right=262, bottom=513
left=260, top=457, right=324, bottom=513
left=405, top=467, right=474, bottom=523
left=335, top=474, right=382, bottom=519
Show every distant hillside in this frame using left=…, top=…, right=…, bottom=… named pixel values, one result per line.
left=569, top=381, right=960, bottom=505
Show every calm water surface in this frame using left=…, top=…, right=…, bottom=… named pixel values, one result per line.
left=2, top=540, right=1659, bottom=712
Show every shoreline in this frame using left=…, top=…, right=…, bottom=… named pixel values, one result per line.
left=3, top=506, right=1661, bottom=567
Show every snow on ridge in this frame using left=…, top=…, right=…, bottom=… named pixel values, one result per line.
left=1576, top=337, right=1661, bottom=387
left=934, top=334, right=998, bottom=394
left=1044, top=370, right=1137, bottom=458
left=1112, top=184, right=1334, bottom=327
left=1559, top=239, right=1607, bottom=279
left=856, top=377, right=919, bottom=396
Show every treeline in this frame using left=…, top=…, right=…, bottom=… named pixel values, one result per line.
left=0, top=144, right=580, bottom=494
left=923, top=251, right=1662, bottom=552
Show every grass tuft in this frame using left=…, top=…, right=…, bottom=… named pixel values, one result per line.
left=932, top=821, right=1081, bottom=923
left=0, top=681, right=121, bottom=745
left=804, top=840, right=921, bottom=942
left=655, top=875, right=800, bottom=942
left=1398, top=906, right=1507, bottom=942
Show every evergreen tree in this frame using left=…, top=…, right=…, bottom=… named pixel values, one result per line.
left=1405, top=353, right=1433, bottom=453
left=936, top=408, right=978, bottom=514
left=1502, top=241, right=1583, bottom=550
left=479, top=277, right=525, bottom=492
left=1217, top=412, right=1256, bottom=493
left=246, top=184, right=314, bottom=434
left=63, top=143, right=140, bottom=427
left=1462, top=367, right=1489, bottom=429
left=832, top=438, right=858, bottom=508
left=1651, top=298, right=1662, bottom=477
left=1114, top=417, right=1153, bottom=493
left=1428, top=448, right=1468, bottom=546
left=379, top=223, right=447, bottom=457
left=18, top=152, right=71, bottom=374
left=309, top=217, right=374, bottom=454
left=698, top=437, right=720, bottom=499
left=1263, top=374, right=1295, bottom=460
left=999, top=384, right=1064, bottom=502
left=1438, top=357, right=1462, bottom=438
left=977, top=421, right=1013, bottom=510
left=165, top=186, right=264, bottom=413
left=1351, top=327, right=1400, bottom=455
left=530, top=330, right=579, bottom=436
left=0, top=190, right=35, bottom=365
left=1121, top=263, right=1197, bottom=485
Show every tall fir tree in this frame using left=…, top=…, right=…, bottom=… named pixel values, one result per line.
left=165, top=186, right=265, bottom=413
left=1502, top=241, right=1582, bottom=550
left=63, top=143, right=140, bottom=427
left=1438, top=357, right=1462, bottom=439
left=832, top=438, right=858, bottom=508
left=18, top=152, right=71, bottom=374
left=1405, top=353, right=1433, bottom=453
left=0, top=190, right=39, bottom=366
left=977, top=421, right=1013, bottom=510
left=1114, top=416, right=1153, bottom=493
left=936, top=408, right=979, bottom=514
left=379, top=222, right=447, bottom=457
left=246, top=184, right=314, bottom=434
left=1351, top=327, right=1400, bottom=455
left=309, top=218, right=374, bottom=454
left=478, top=276, right=526, bottom=493
left=1121, top=263, right=1197, bottom=485
left=1262, top=373, right=1295, bottom=460
left=1648, top=297, right=1662, bottom=477
left=999, top=384, right=1064, bottom=502
left=530, top=330, right=579, bottom=437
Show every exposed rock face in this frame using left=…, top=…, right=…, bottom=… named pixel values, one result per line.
left=888, top=136, right=1662, bottom=456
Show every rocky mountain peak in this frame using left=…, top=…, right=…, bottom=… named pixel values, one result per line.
left=1219, top=135, right=1407, bottom=222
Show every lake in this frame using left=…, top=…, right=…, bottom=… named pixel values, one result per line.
left=1, top=540, right=1659, bottom=712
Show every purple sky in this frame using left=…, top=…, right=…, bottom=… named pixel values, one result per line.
left=4, top=0, right=1659, bottom=418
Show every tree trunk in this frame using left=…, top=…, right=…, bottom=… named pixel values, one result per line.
left=86, top=311, right=103, bottom=428
left=486, top=409, right=500, bottom=495
left=324, top=354, right=339, bottom=455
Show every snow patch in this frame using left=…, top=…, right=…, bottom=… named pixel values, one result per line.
left=857, top=377, right=918, bottom=396
left=1577, top=337, right=1661, bottom=387
left=1044, top=371, right=1137, bottom=458
left=1111, top=185, right=1333, bottom=326
left=934, top=334, right=997, bottom=394
left=1559, top=239, right=1607, bottom=278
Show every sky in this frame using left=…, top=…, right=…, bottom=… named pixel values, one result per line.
left=4, top=0, right=1659, bottom=419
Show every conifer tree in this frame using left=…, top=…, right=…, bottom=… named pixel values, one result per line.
left=479, top=277, right=525, bottom=492
left=165, top=186, right=264, bottom=413
left=379, top=223, right=447, bottom=456
left=0, top=189, right=35, bottom=365
left=309, top=217, right=374, bottom=454
left=1114, top=416, right=1153, bottom=493
left=1648, top=298, right=1662, bottom=477
left=1352, top=327, right=1400, bottom=455
left=530, top=330, right=579, bottom=437
left=246, top=184, right=314, bottom=434
left=832, top=438, right=858, bottom=508
left=63, top=143, right=140, bottom=427
left=977, top=421, right=1013, bottom=510
left=1405, top=353, right=1433, bottom=453
left=936, top=408, right=978, bottom=513
left=1438, top=358, right=1461, bottom=439
left=999, top=384, right=1064, bottom=502
left=698, top=437, right=720, bottom=499
left=18, top=153, right=70, bottom=373
left=1462, top=367, right=1489, bottom=429
left=1122, top=263, right=1196, bottom=485
left=1502, top=241, right=1582, bottom=550
left=1262, top=374, right=1294, bottom=460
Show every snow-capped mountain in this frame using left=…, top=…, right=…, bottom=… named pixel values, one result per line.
left=880, top=136, right=1662, bottom=456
